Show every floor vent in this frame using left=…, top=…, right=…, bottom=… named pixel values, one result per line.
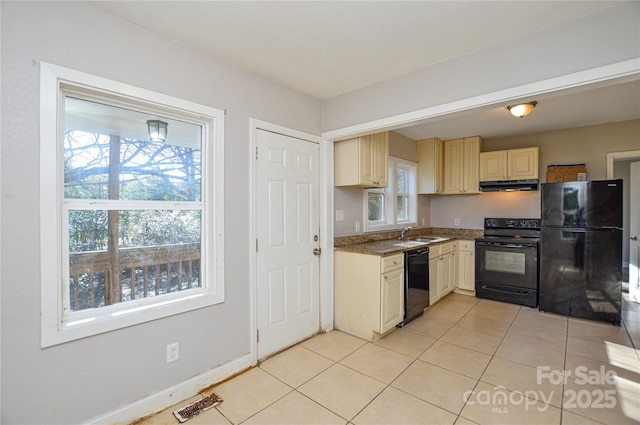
left=173, top=392, right=223, bottom=423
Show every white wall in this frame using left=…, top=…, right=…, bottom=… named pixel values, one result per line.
left=0, top=2, right=321, bottom=424
left=321, top=2, right=640, bottom=133
left=430, top=191, right=540, bottom=229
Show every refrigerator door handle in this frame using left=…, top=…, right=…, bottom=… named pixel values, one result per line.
left=543, top=226, right=586, bottom=232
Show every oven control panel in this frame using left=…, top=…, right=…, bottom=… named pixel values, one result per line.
left=485, top=218, right=539, bottom=229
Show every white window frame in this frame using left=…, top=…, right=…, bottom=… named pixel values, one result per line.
left=40, top=63, right=225, bottom=347
left=364, top=157, right=417, bottom=232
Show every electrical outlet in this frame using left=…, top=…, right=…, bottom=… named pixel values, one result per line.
left=454, top=218, right=460, bottom=226
left=167, top=342, right=179, bottom=363
left=355, top=221, right=361, bottom=232
left=335, top=209, right=344, bottom=221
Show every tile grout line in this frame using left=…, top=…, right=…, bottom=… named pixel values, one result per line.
left=559, top=312, right=570, bottom=425
left=381, top=298, right=495, bottom=421
left=455, top=303, right=523, bottom=423
left=343, top=297, right=480, bottom=422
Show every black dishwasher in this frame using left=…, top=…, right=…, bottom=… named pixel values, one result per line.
left=398, top=247, right=430, bottom=327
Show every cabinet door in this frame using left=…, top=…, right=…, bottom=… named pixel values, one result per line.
left=462, top=137, right=481, bottom=193
left=417, top=137, right=443, bottom=194
left=429, top=256, right=439, bottom=304
left=479, top=151, right=507, bottom=181
left=457, top=251, right=475, bottom=291
left=508, top=147, right=539, bottom=180
left=443, top=139, right=464, bottom=194
left=435, top=141, right=443, bottom=193
left=380, top=268, right=404, bottom=333
left=373, top=132, right=389, bottom=187
left=359, top=136, right=376, bottom=187
left=441, top=252, right=455, bottom=295
left=361, top=132, right=389, bottom=188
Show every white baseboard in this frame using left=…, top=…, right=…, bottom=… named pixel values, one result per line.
left=83, top=354, right=252, bottom=425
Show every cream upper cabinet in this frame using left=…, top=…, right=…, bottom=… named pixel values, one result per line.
left=334, top=131, right=389, bottom=188
left=462, top=137, right=482, bottom=193
left=417, top=137, right=443, bottom=194
left=443, top=136, right=482, bottom=194
left=479, top=147, right=539, bottom=181
left=479, top=151, right=508, bottom=181
left=443, top=138, right=464, bottom=194
left=334, top=251, right=404, bottom=341
left=508, top=147, right=539, bottom=179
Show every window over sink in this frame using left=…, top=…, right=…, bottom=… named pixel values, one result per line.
left=364, top=157, right=417, bottom=232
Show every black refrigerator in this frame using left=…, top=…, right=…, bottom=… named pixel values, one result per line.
left=539, top=180, right=623, bottom=324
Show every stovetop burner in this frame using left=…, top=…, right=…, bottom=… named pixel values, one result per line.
left=476, top=218, right=541, bottom=245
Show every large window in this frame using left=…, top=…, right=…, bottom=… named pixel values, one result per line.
left=40, top=64, right=225, bottom=347
left=364, top=157, right=417, bottom=232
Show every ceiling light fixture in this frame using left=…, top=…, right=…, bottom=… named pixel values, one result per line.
left=147, top=119, right=168, bottom=143
left=507, top=101, right=537, bottom=118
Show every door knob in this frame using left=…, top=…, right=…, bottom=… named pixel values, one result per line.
left=313, top=248, right=322, bottom=256
left=631, top=236, right=639, bottom=241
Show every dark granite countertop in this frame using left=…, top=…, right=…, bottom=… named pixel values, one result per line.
left=333, top=227, right=483, bottom=256
left=334, top=235, right=456, bottom=256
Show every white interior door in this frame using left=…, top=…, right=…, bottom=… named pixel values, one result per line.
left=629, top=161, right=640, bottom=301
left=256, top=129, right=320, bottom=359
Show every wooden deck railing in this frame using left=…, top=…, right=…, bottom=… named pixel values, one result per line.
left=68, top=243, right=201, bottom=311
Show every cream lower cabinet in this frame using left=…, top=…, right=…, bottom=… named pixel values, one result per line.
left=334, top=252, right=404, bottom=341
left=429, top=241, right=456, bottom=305
left=456, top=240, right=476, bottom=293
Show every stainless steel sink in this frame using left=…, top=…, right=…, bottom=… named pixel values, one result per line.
left=410, top=236, right=450, bottom=243
left=393, top=240, right=428, bottom=248
left=393, top=236, right=450, bottom=248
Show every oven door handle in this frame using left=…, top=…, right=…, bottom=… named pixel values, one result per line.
left=476, top=242, right=537, bottom=249
left=480, top=285, right=531, bottom=295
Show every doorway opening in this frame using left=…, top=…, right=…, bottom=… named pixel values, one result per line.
left=607, top=150, right=640, bottom=302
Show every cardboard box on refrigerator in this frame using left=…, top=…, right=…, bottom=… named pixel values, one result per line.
left=546, top=164, right=587, bottom=182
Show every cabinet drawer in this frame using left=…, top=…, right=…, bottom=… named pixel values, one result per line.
left=381, top=254, right=403, bottom=273
left=440, top=242, right=455, bottom=255
left=459, top=240, right=475, bottom=251
left=429, top=245, right=441, bottom=258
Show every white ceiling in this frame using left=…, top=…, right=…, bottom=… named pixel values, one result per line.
left=87, top=1, right=640, bottom=139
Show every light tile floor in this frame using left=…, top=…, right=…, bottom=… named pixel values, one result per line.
left=139, top=293, right=640, bottom=424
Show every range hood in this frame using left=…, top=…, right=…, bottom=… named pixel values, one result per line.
left=480, top=179, right=539, bottom=192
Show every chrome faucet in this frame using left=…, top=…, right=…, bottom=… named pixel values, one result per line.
left=399, top=226, right=413, bottom=240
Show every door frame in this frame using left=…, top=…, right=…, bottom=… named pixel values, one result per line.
left=606, top=150, right=640, bottom=179
left=607, top=149, right=640, bottom=285
left=249, top=119, right=333, bottom=365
